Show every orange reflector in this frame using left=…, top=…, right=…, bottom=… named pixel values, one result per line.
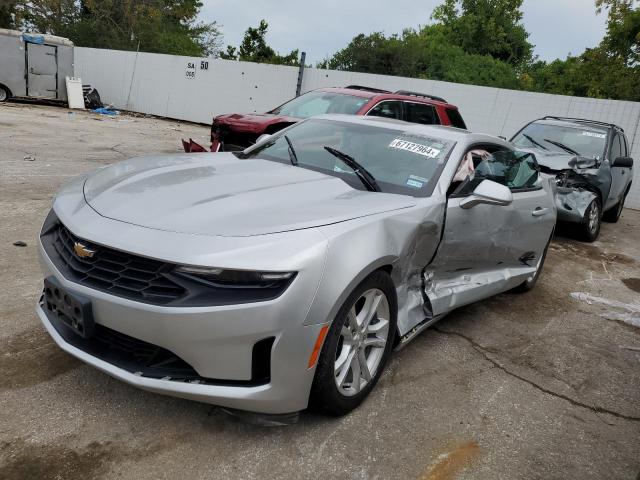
left=307, top=324, right=329, bottom=369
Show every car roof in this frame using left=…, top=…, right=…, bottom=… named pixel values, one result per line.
left=316, top=87, right=459, bottom=109
left=311, top=114, right=510, bottom=147
left=531, top=117, right=620, bottom=133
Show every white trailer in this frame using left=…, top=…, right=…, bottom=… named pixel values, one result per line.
left=0, top=28, right=74, bottom=102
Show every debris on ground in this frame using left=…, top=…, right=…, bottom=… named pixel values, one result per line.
left=93, top=107, right=119, bottom=116
left=23, top=154, right=35, bottom=161
left=620, top=345, right=640, bottom=352
left=571, top=291, right=640, bottom=327
left=84, top=87, right=103, bottom=109
left=182, top=138, right=208, bottom=152
left=13, top=241, right=27, bottom=247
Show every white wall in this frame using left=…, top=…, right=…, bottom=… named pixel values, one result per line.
left=74, top=47, right=640, bottom=209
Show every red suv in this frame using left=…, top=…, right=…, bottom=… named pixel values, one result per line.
left=184, top=85, right=467, bottom=152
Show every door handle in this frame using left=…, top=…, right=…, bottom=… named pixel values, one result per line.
left=532, top=207, right=549, bottom=217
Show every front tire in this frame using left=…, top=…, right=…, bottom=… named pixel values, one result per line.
left=310, top=271, right=397, bottom=416
left=579, top=198, right=601, bottom=242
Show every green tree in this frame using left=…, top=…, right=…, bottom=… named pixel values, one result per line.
left=11, top=0, right=222, bottom=56
left=221, top=20, right=300, bottom=65
left=219, top=45, right=238, bottom=60
left=595, top=0, right=639, bottom=66
left=431, top=0, right=534, bottom=69
left=524, top=0, right=639, bottom=101
left=0, top=1, right=16, bottom=28
left=318, top=26, right=520, bottom=89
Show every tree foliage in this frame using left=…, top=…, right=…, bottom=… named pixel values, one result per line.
left=220, top=20, right=300, bottom=65
left=525, top=0, right=639, bottom=100
left=5, top=0, right=222, bottom=56
left=0, top=1, right=16, bottom=28
left=431, top=0, right=533, bottom=68
left=319, top=0, right=639, bottom=101
left=595, top=0, right=640, bottom=66
left=318, top=27, right=519, bottom=89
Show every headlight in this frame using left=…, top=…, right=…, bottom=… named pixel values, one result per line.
left=41, top=208, right=59, bottom=235
left=171, top=266, right=297, bottom=306
left=175, top=265, right=296, bottom=289
left=555, top=172, right=568, bottom=187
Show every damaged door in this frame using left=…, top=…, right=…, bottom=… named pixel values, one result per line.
left=606, top=132, right=629, bottom=209
left=26, top=43, right=58, bottom=99
left=425, top=150, right=554, bottom=315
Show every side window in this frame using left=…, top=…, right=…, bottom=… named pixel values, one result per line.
left=405, top=102, right=440, bottom=125
left=367, top=101, right=403, bottom=120
left=457, top=150, right=540, bottom=195
left=609, top=133, right=622, bottom=161
left=446, top=108, right=467, bottom=129
left=621, top=134, right=629, bottom=157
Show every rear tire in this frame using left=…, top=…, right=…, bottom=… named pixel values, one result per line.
left=603, top=191, right=627, bottom=223
left=513, top=231, right=553, bottom=293
left=0, top=85, right=9, bottom=102
left=310, top=271, right=397, bottom=416
left=579, top=198, right=601, bottom=242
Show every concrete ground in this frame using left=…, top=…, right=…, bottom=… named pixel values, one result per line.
left=1, top=103, right=639, bottom=480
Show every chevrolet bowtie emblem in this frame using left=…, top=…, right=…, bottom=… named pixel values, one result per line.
left=73, top=242, right=95, bottom=259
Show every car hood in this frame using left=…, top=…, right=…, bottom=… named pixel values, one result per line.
left=83, top=153, right=416, bottom=237
left=215, top=113, right=299, bottom=131
left=521, top=147, right=588, bottom=172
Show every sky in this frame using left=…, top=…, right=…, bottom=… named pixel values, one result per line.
left=200, top=0, right=608, bottom=64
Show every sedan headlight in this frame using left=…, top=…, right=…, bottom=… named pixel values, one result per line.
left=175, top=265, right=296, bottom=289
left=555, top=171, right=568, bottom=187
left=171, top=266, right=297, bottom=306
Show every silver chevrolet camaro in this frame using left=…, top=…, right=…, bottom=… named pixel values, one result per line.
left=37, top=115, right=557, bottom=419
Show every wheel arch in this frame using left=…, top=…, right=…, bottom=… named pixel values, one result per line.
left=0, top=83, right=12, bottom=99
left=304, top=255, right=398, bottom=329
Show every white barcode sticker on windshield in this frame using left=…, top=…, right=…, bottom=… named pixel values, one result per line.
left=389, top=138, right=441, bottom=158
left=582, top=131, right=606, bottom=138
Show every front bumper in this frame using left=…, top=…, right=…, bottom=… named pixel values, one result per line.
left=37, top=210, right=330, bottom=414
left=36, top=269, right=326, bottom=414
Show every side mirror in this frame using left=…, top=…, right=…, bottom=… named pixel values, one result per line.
left=612, top=156, right=633, bottom=168
left=256, top=133, right=272, bottom=144
left=568, top=157, right=597, bottom=169
left=460, top=179, right=513, bottom=209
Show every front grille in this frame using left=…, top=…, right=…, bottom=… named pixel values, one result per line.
left=42, top=222, right=186, bottom=305
left=40, top=211, right=295, bottom=307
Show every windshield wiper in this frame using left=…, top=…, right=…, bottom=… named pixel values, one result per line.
left=284, top=135, right=298, bottom=166
left=522, top=134, right=547, bottom=150
left=323, top=146, right=381, bottom=192
left=543, top=138, right=580, bottom=156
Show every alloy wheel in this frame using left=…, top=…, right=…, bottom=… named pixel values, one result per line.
left=334, top=288, right=390, bottom=397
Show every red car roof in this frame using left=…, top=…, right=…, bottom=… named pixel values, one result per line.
left=316, top=87, right=459, bottom=109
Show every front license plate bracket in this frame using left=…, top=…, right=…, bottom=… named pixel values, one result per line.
left=43, top=276, right=95, bottom=339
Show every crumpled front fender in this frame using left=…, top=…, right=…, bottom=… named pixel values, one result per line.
left=555, top=187, right=597, bottom=223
